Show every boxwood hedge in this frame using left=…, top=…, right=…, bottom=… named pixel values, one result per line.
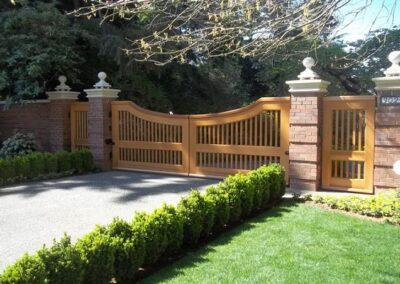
left=0, top=164, right=286, bottom=284
left=0, top=149, right=95, bottom=186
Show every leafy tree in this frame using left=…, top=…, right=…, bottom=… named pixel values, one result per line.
left=0, top=1, right=85, bottom=102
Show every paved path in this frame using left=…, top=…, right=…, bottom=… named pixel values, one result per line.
left=0, top=171, right=218, bottom=271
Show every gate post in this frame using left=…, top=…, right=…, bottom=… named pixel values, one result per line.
left=46, top=76, right=80, bottom=151
left=286, top=58, right=330, bottom=191
left=372, top=51, right=400, bottom=190
left=84, top=72, right=120, bottom=171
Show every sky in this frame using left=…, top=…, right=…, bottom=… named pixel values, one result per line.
left=336, top=0, right=400, bottom=41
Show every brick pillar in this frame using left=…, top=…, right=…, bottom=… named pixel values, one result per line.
left=84, top=72, right=120, bottom=171
left=372, top=51, right=400, bottom=190
left=46, top=76, right=80, bottom=152
left=286, top=58, right=330, bottom=191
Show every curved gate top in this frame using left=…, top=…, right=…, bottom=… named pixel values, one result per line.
left=111, top=98, right=290, bottom=179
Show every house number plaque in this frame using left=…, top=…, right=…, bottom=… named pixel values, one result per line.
left=380, top=95, right=400, bottom=106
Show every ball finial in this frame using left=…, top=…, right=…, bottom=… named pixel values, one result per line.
left=98, top=72, right=107, bottom=81
left=298, top=57, right=319, bottom=80
left=384, top=51, right=400, bottom=77
left=58, top=75, right=67, bottom=84
left=302, top=57, right=315, bottom=69
left=94, top=71, right=111, bottom=88
left=388, top=51, right=400, bottom=65
left=55, top=75, right=71, bottom=91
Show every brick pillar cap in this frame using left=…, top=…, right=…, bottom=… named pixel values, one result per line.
left=372, top=76, right=400, bottom=91
left=84, top=88, right=121, bottom=98
left=286, top=79, right=330, bottom=94
left=46, top=91, right=80, bottom=100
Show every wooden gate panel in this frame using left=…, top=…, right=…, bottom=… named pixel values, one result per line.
left=322, top=96, right=375, bottom=192
left=70, top=102, right=89, bottom=150
left=112, top=102, right=189, bottom=174
left=189, top=98, right=290, bottom=178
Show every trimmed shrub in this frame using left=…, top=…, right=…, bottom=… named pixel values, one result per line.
left=80, top=149, right=95, bottom=172
left=71, top=151, right=84, bottom=173
left=13, top=155, right=30, bottom=179
left=107, top=218, right=146, bottom=283
left=205, top=186, right=230, bottom=231
left=27, top=152, right=46, bottom=178
left=0, top=150, right=94, bottom=186
left=0, top=254, right=46, bottom=284
left=37, top=235, right=84, bottom=284
left=0, top=132, right=36, bottom=158
left=267, top=164, right=286, bottom=201
left=177, top=190, right=213, bottom=245
left=75, top=226, right=115, bottom=284
left=0, top=158, right=16, bottom=185
left=222, top=173, right=254, bottom=217
left=133, top=204, right=184, bottom=265
left=248, top=166, right=272, bottom=209
left=43, top=152, right=58, bottom=174
left=56, top=151, right=72, bottom=173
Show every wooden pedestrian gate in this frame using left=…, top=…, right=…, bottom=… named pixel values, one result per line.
left=111, top=98, right=290, bottom=179
left=70, top=102, right=89, bottom=150
left=322, top=96, right=375, bottom=193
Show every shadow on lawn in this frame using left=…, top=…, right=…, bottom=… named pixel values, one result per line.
left=139, top=200, right=300, bottom=283
left=0, top=171, right=219, bottom=203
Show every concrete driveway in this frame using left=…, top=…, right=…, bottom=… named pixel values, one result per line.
left=0, top=171, right=218, bottom=271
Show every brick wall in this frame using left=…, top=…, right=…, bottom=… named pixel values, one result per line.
left=0, top=101, right=51, bottom=151
left=289, top=94, right=322, bottom=191
left=374, top=97, right=400, bottom=189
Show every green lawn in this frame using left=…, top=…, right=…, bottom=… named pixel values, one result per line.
left=141, top=201, right=400, bottom=284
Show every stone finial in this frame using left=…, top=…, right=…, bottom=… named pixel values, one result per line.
left=384, top=51, right=400, bottom=77
left=298, top=57, right=320, bottom=80
left=55, top=75, right=71, bottom=91
left=94, top=72, right=111, bottom=89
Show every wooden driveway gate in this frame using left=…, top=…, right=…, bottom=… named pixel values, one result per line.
left=322, top=96, right=375, bottom=193
left=111, top=98, right=290, bottom=178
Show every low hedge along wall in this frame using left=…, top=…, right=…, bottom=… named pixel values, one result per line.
left=0, top=164, right=286, bottom=284
left=0, top=149, right=95, bottom=186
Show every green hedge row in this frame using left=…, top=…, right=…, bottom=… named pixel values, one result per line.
left=0, top=164, right=286, bottom=284
left=0, top=149, right=95, bottom=186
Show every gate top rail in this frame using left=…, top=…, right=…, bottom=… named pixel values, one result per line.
left=112, top=97, right=290, bottom=120
left=189, top=97, right=290, bottom=119
left=112, top=101, right=189, bottom=119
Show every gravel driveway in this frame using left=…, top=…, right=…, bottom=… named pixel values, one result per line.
left=0, top=171, right=218, bottom=271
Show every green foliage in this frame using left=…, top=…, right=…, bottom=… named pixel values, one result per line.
left=177, top=190, right=212, bottom=245
left=106, top=218, right=145, bottom=283
left=75, top=226, right=114, bottom=284
left=0, top=149, right=94, bottom=186
left=205, top=185, right=230, bottom=232
left=79, top=149, right=95, bottom=172
left=0, top=1, right=84, bottom=102
left=313, top=190, right=400, bottom=224
left=0, top=165, right=286, bottom=282
left=0, top=132, right=36, bottom=158
left=42, top=152, right=58, bottom=173
left=247, top=167, right=271, bottom=210
left=221, top=173, right=254, bottom=217
left=71, top=151, right=84, bottom=173
left=133, top=204, right=183, bottom=265
left=56, top=151, right=72, bottom=173
left=37, top=235, right=84, bottom=284
left=0, top=253, right=46, bottom=284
